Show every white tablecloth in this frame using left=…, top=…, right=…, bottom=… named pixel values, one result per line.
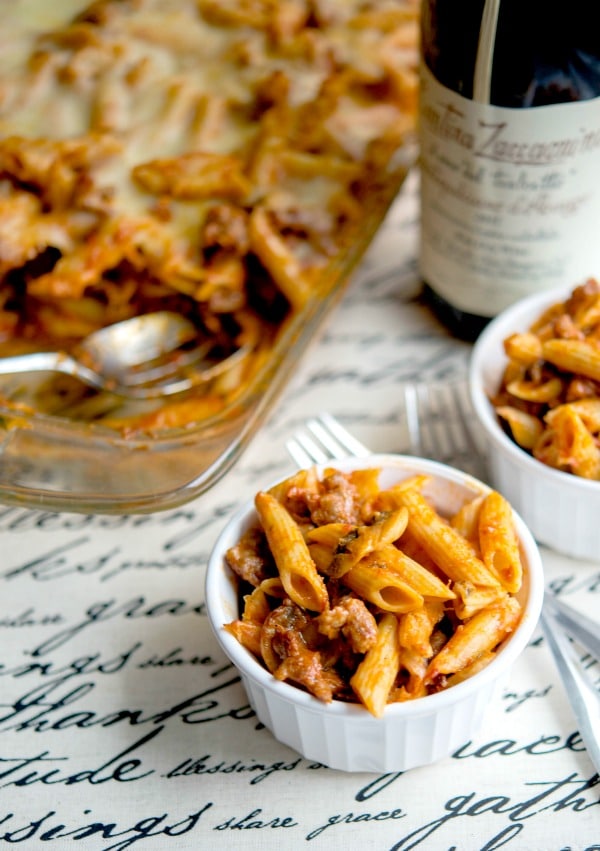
left=0, top=171, right=598, bottom=850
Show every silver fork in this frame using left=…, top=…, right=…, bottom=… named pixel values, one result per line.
left=286, top=384, right=600, bottom=777
left=287, top=383, right=487, bottom=478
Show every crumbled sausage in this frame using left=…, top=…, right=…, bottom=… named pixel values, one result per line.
left=317, top=595, right=377, bottom=654
left=309, top=471, right=362, bottom=525
left=263, top=603, right=343, bottom=701
left=225, top=525, right=274, bottom=587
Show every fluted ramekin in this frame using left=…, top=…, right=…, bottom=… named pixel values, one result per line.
left=205, top=454, right=544, bottom=772
left=470, top=287, right=600, bottom=561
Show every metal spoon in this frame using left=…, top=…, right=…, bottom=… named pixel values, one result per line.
left=0, top=312, right=241, bottom=399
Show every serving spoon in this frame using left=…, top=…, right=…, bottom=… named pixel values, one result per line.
left=0, top=311, right=248, bottom=399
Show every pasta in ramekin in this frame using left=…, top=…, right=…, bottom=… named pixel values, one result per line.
left=470, top=284, right=600, bottom=560
left=205, top=454, right=543, bottom=772
left=491, top=279, right=600, bottom=481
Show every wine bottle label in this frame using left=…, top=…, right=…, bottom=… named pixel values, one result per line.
left=419, top=64, right=600, bottom=317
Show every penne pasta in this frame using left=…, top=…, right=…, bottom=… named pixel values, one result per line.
left=224, top=619, right=263, bottom=658
left=249, top=206, right=317, bottom=311
left=491, top=279, right=600, bottom=480
left=306, top=508, right=409, bottom=578
left=495, top=406, right=544, bottom=450
left=350, top=613, right=402, bottom=717
left=450, top=494, right=485, bottom=547
left=506, top=377, right=563, bottom=403
left=554, top=398, right=600, bottom=432
left=398, top=599, right=444, bottom=657
left=390, top=483, right=501, bottom=589
left=0, top=0, right=419, bottom=436
left=541, top=339, right=600, bottom=383
left=342, top=553, right=424, bottom=613
left=452, top=582, right=507, bottom=620
left=478, top=492, right=523, bottom=593
left=224, top=466, right=525, bottom=715
left=425, top=596, right=522, bottom=685
left=375, top=544, right=455, bottom=600
left=133, top=152, right=252, bottom=200
left=447, top=650, right=497, bottom=686
left=542, top=406, right=600, bottom=479
left=254, top=491, right=328, bottom=612
left=241, top=578, right=285, bottom=623
left=503, top=332, right=543, bottom=366
left=241, top=586, right=272, bottom=624
left=267, top=466, right=321, bottom=515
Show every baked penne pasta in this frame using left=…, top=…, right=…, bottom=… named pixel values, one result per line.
left=388, top=478, right=501, bottom=589
left=446, top=650, right=497, bottom=686
left=540, top=406, right=600, bottom=479
left=558, top=398, right=600, bottom=431
left=254, top=491, right=328, bottom=613
left=396, top=647, right=428, bottom=697
left=373, top=544, right=455, bottom=600
left=424, top=596, right=521, bottom=685
left=506, top=377, right=563, bottom=403
left=397, top=600, right=445, bottom=658
left=241, top=578, right=285, bottom=623
left=224, top=619, right=263, bottom=658
left=452, top=582, right=506, bottom=620
left=503, top=332, right=543, bottom=366
left=224, top=465, right=525, bottom=715
left=495, top=406, right=544, bottom=451
left=350, top=613, right=402, bottom=717
left=542, top=339, right=600, bottom=383
left=306, top=508, right=409, bottom=578
left=342, top=553, right=424, bottom=614
left=450, top=494, right=485, bottom=546
left=491, top=279, right=600, bottom=480
left=478, top=492, right=523, bottom=593
left=0, top=0, right=419, bottom=435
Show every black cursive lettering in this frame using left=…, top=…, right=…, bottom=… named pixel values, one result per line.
left=0, top=727, right=159, bottom=788
left=307, top=808, right=406, bottom=840
left=0, top=802, right=212, bottom=849
left=214, top=808, right=298, bottom=831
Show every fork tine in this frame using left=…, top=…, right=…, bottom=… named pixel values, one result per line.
left=403, top=384, right=422, bottom=455
left=403, top=382, right=487, bottom=479
left=405, top=384, right=448, bottom=459
left=285, top=413, right=371, bottom=468
left=451, top=382, right=487, bottom=458
left=286, top=433, right=332, bottom=467
left=313, top=413, right=371, bottom=457
left=286, top=386, right=488, bottom=479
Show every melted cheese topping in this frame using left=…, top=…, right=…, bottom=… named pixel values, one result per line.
left=0, top=0, right=418, bottom=431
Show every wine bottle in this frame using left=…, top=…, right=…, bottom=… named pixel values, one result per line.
left=418, top=0, right=600, bottom=340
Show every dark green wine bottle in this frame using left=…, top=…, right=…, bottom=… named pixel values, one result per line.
left=419, top=0, right=600, bottom=341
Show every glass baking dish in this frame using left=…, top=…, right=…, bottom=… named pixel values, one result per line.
left=0, top=155, right=415, bottom=514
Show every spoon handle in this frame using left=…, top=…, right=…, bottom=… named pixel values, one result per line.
left=0, top=351, right=104, bottom=391
left=544, top=593, right=600, bottom=661
left=540, top=607, right=600, bottom=777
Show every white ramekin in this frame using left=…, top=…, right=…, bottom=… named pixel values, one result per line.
left=205, top=454, right=544, bottom=773
left=470, top=287, right=600, bottom=562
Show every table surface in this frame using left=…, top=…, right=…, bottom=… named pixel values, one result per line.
left=0, top=171, right=598, bottom=851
